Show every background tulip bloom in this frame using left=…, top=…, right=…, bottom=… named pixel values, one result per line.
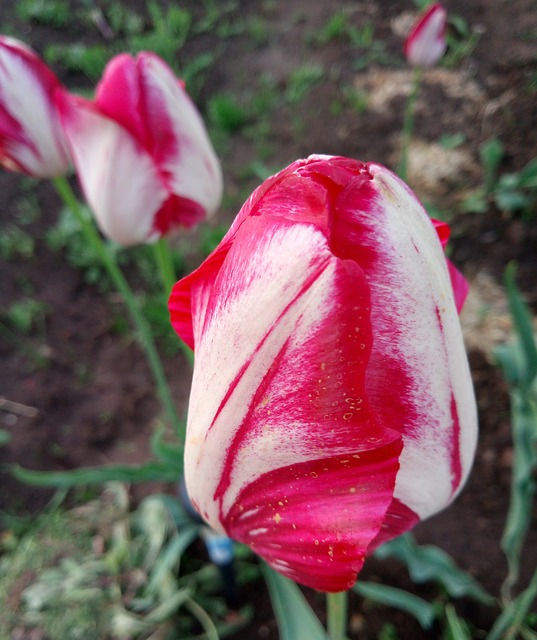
left=0, top=36, right=70, bottom=177
left=169, top=155, right=477, bottom=592
left=404, top=3, right=448, bottom=67
left=58, top=52, right=222, bottom=246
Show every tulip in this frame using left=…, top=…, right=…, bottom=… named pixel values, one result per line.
left=404, top=3, right=448, bottom=68
left=0, top=36, right=70, bottom=178
left=58, top=52, right=222, bottom=246
left=169, top=155, right=477, bottom=592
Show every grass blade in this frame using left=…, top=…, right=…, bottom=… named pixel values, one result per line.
left=11, top=460, right=179, bottom=487
left=375, top=534, right=493, bottom=604
left=261, top=564, right=329, bottom=640
left=353, top=581, right=436, bottom=630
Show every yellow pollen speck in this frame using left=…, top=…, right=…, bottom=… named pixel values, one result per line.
left=274, top=513, right=282, bottom=523
left=278, top=501, right=284, bottom=506
left=315, top=539, right=319, bottom=545
left=349, top=487, right=356, bottom=493
left=321, top=362, right=326, bottom=371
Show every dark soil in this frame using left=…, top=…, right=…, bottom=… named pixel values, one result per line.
left=1, top=1, right=537, bottom=638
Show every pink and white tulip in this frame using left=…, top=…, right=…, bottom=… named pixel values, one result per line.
left=404, top=3, right=448, bottom=68
left=58, top=52, right=222, bottom=246
left=0, top=36, right=70, bottom=177
left=169, top=155, right=477, bottom=592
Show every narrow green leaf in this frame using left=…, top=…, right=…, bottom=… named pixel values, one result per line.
left=11, top=460, right=179, bottom=488
left=498, top=265, right=537, bottom=598
left=494, top=342, right=525, bottom=387
left=518, top=158, right=537, bottom=189
left=146, top=526, right=198, bottom=593
left=0, top=429, right=11, bottom=446
left=496, top=189, right=530, bottom=213
left=150, top=423, right=184, bottom=466
left=504, top=263, right=537, bottom=386
left=480, top=138, right=504, bottom=194
left=375, top=534, right=493, bottom=604
left=181, top=604, right=254, bottom=640
left=443, top=603, right=472, bottom=640
left=500, top=390, right=537, bottom=598
left=488, top=569, right=537, bottom=640
left=353, top=581, right=436, bottom=630
left=261, top=564, right=329, bottom=640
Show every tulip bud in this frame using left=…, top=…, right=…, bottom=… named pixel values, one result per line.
left=0, top=36, right=70, bottom=178
left=404, top=3, right=448, bottom=68
left=58, top=52, right=223, bottom=246
left=169, top=155, right=477, bottom=592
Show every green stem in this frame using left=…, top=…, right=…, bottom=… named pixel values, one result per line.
left=398, top=66, right=422, bottom=183
left=154, top=237, right=177, bottom=294
left=153, top=238, right=194, bottom=367
left=327, top=591, right=348, bottom=640
left=53, top=176, right=183, bottom=437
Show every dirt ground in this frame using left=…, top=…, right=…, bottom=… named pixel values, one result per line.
left=1, top=1, right=537, bottom=638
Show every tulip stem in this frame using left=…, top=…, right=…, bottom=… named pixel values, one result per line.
left=153, top=238, right=194, bottom=367
left=327, top=591, right=348, bottom=640
left=52, top=176, right=184, bottom=438
left=398, top=66, right=422, bottom=183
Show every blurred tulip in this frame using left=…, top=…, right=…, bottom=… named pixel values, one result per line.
left=58, top=52, right=222, bottom=246
left=404, top=3, right=448, bottom=68
left=0, top=36, right=70, bottom=178
left=169, top=155, right=477, bottom=592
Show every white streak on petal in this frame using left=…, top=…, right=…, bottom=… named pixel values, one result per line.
left=142, top=55, right=223, bottom=217
left=185, top=222, right=334, bottom=528
left=0, top=43, right=69, bottom=176
left=63, top=106, right=167, bottom=246
left=366, top=164, right=477, bottom=518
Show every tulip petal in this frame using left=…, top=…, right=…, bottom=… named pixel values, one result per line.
left=0, top=36, right=70, bottom=177
left=135, top=53, right=223, bottom=217
left=331, top=164, right=477, bottom=528
left=432, top=219, right=468, bottom=311
left=95, top=53, right=149, bottom=148
left=404, top=3, right=447, bottom=68
left=58, top=92, right=168, bottom=246
left=225, top=439, right=402, bottom=592
left=174, top=213, right=403, bottom=592
left=96, top=52, right=222, bottom=219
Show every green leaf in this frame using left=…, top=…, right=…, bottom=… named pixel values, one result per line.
left=0, top=429, right=11, bottom=446
left=494, top=342, right=526, bottom=387
left=439, top=132, right=466, bottom=149
left=518, top=158, right=537, bottom=189
left=260, top=564, right=329, bottom=640
left=462, top=189, right=489, bottom=213
left=496, top=189, right=530, bottom=213
left=497, top=265, right=537, bottom=598
left=443, top=603, right=472, bottom=640
left=149, top=423, right=184, bottom=467
left=504, top=264, right=537, bottom=386
left=146, top=526, right=199, bottom=594
left=375, top=534, right=493, bottom=604
left=480, top=138, right=504, bottom=194
left=488, top=569, right=537, bottom=640
left=500, top=390, right=537, bottom=597
left=353, top=581, right=436, bottom=630
left=11, top=460, right=179, bottom=488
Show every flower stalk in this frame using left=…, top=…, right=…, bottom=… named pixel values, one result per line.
left=398, top=66, right=422, bottom=183
left=53, top=175, right=183, bottom=437
left=153, top=238, right=194, bottom=367
left=327, top=591, right=348, bottom=640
